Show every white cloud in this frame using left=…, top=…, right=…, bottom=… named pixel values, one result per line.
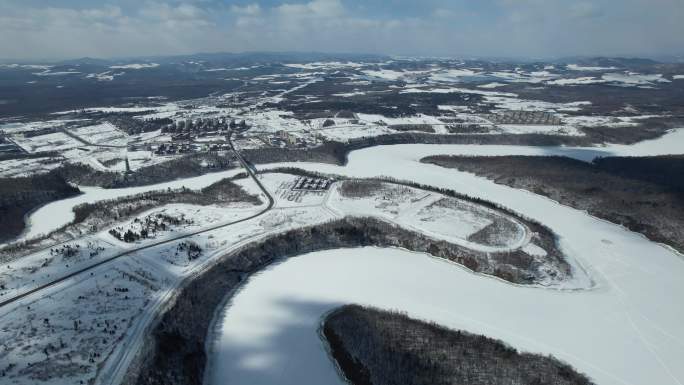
left=230, top=3, right=262, bottom=16
left=0, top=0, right=682, bottom=60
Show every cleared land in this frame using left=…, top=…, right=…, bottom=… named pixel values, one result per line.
left=422, top=155, right=684, bottom=253
left=1, top=178, right=260, bottom=260
left=323, top=304, right=593, bottom=385
left=55, top=152, right=239, bottom=188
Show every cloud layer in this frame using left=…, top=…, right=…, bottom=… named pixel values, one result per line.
left=1, top=0, right=682, bottom=60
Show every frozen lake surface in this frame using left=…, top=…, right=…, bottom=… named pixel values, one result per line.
left=208, top=245, right=684, bottom=385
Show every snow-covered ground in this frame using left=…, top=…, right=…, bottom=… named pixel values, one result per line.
left=12, top=132, right=84, bottom=153
left=315, top=123, right=394, bottom=141
left=0, top=120, right=84, bottom=135
left=2, top=116, right=684, bottom=385
left=0, top=200, right=334, bottom=385
left=109, top=63, right=159, bottom=70
left=602, top=72, right=671, bottom=86
left=258, top=173, right=330, bottom=208
left=20, top=169, right=249, bottom=241
left=0, top=157, right=62, bottom=178
left=567, top=64, right=617, bottom=71
left=209, top=134, right=684, bottom=385
left=0, top=255, right=162, bottom=385
left=495, top=124, right=584, bottom=136
left=55, top=103, right=179, bottom=116
left=328, top=182, right=527, bottom=252
left=69, top=123, right=128, bottom=146
left=106, top=203, right=263, bottom=245
left=356, top=113, right=444, bottom=127
left=17, top=127, right=684, bottom=243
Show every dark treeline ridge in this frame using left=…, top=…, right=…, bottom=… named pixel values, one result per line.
left=272, top=88, right=483, bottom=118
left=0, top=177, right=259, bottom=261
left=258, top=167, right=339, bottom=180
left=422, top=155, right=684, bottom=253
left=0, top=151, right=60, bottom=162
left=241, top=133, right=595, bottom=167
left=593, top=155, right=684, bottom=192
left=55, top=152, right=238, bottom=188
left=0, top=172, right=80, bottom=243
left=242, top=141, right=348, bottom=165
left=323, top=305, right=594, bottom=385
left=128, top=216, right=570, bottom=385
left=580, top=117, right=682, bottom=145
left=242, top=123, right=679, bottom=168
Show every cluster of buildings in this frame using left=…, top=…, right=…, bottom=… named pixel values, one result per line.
left=152, top=142, right=232, bottom=156
left=163, top=117, right=247, bottom=135
left=291, top=176, right=332, bottom=191
left=264, top=130, right=315, bottom=148
left=161, top=117, right=251, bottom=142
left=486, top=110, right=563, bottom=126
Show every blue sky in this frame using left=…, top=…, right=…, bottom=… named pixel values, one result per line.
left=1, top=0, right=682, bottom=60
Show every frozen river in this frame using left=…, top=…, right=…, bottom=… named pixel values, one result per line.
left=208, top=129, right=684, bottom=385
left=15, top=127, right=684, bottom=243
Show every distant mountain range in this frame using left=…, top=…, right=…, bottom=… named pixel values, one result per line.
left=3, top=51, right=684, bottom=66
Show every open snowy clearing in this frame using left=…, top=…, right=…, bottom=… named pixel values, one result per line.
left=258, top=173, right=330, bottom=208
left=328, top=182, right=527, bottom=252
left=0, top=157, right=62, bottom=178
left=1, top=197, right=267, bottom=301
left=69, top=123, right=128, bottom=146
left=495, top=124, right=584, bottom=136
left=12, top=132, right=84, bottom=153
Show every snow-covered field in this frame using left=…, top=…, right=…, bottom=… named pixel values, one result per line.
left=0, top=255, right=162, bottom=385
left=69, top=123, right=128, bottom=146
left=356, top=113, right=444, bottom=127
left=495, top=124, right=584, bottom=136
left=0, top=157, right=62, bottom=178
left=328, top=181, right=527, bottom=252
left=20, top=169, right=249, bottom=241
left=209, top=135, right=684, bottom=385
left=0, top=120, right=84, bottom=135
left=107, top=203, right=263, bottom=244
left=12, top=132, right=84, bottom=153
left=0, top=238, right=117, bottom=299
left=259, top=173, right=330, bottom=208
